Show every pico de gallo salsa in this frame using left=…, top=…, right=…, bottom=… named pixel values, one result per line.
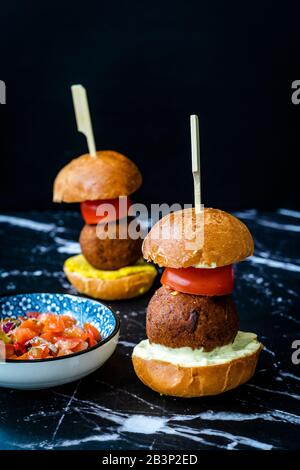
left=0, top=312, right=101, bottom=360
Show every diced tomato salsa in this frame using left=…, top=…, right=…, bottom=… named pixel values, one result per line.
left=0, top=312, right=102, bottom=360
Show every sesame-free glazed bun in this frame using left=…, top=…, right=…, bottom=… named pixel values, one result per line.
left=64, top=265, right=157, bottom=301
left=132, top=343, right=262, bottom=398
left=143, top=208, right=254, bottom=268
left=132, top=348, right=262, bottom=398
left=53, top=151, right=142, bottom=203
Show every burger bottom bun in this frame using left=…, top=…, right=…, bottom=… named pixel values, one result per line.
left=64, top=266, right=157, bottom=301
left=132, top=339, right=263, bottom=397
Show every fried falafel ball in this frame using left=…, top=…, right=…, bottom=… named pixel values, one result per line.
left=146, top=286, right=239, bottom=351
left=79, top=220, right=142, bottom=270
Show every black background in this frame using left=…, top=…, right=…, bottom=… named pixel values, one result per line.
left=0, top=0, right=299, bottom=211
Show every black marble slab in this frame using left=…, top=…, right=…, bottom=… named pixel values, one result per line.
left=0, top=209, right=299, bottom=450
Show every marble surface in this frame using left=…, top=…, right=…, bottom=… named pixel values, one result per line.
left=0, top=209, right=299, bottom=450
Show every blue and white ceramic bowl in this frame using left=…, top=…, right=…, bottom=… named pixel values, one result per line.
left=0, top=293, right=120, bottom=390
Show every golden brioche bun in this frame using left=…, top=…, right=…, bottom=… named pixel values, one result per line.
left=132, top=345, right=262, bottom=397
left=143, top=207, right=254, bottom=268
left=53, top=150, right=142, bottom=203
left=64, top=264, right=157, bottom=301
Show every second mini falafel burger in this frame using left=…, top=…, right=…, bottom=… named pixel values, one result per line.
left=53, top=85, right=156, bottom=300
left=53, top=150, right=157, bottom=300
left=132, top=207, right=263, bottom=397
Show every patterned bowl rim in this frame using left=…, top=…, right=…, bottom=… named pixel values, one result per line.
left=0, top=293, right=120, bottom=364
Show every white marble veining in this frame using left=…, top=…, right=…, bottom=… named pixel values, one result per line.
left=248, top=256, right=300, bottom=272
left=11, top=358, right=299, bottom=451
left=0, top=215, right=65, bottom=233
left=278, top=208, right=300, bottom=218
left=234, top=209, right=300, bottom=231
left=246, top=384, right=300, bottom=401
left=54, top=237, right=81, bottom=254
left=13, top=391, right=278, bottom=450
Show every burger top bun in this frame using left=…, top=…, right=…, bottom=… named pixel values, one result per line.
left=143, top=207, right=254, bottom=268
left=53, top=150, right=142, bottom=202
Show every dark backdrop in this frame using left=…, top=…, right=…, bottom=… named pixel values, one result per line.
left=0, top=0, right=299, bottom=211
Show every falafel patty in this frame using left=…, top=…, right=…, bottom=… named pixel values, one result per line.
left=80, top=221, right=142, bottom=270
left=146, top=286, right=239, bottom=351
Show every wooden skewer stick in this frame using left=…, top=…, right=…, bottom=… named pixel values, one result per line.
left=71, top=84, right=96, bottom=157
left=190, top=114, right=202, bottom=212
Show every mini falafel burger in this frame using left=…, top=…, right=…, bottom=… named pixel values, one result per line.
left=132, top=207, right=263, bottom=397
left=53, top=150, right=157, bottom=300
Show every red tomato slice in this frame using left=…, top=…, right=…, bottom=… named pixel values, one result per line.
left=55, top=338, right=81, bottom=350
left=84, top=323, right=101, bottom=342
left=26, top=311, right=39, bottom=319
left=72, top=341, right=89, bottom=353
left=14, top=327, right=37, bottom=344
left=40, top=314, right=65, bottom=334
left=40, top=331, right=57, bottom=342
left=15, top=353, right=30, bottom=360
left=5, top=344, right=15, bottom=359
left=60, top=315, right=76, bottom=328
left=27, top=344, right=50, bottom=359
left=13, top=341, right=26, bottom=355
left=63, top=326, right=88, bottom=341
left=21, top=319, right=41, bottom=334
left=87, top=336, right=97, bottom=348
left=161, top=265, right=234, bottom=296
left=57, top=349, right=73, bottom=357
left=80, top=197, right=132, bottom=225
